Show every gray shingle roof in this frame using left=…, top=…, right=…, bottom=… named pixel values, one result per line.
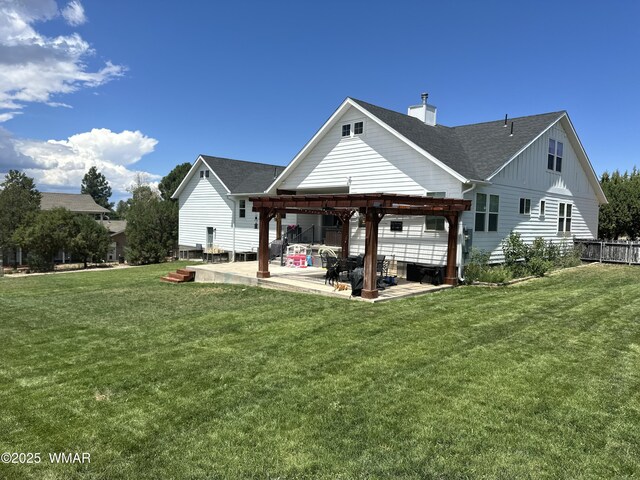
left=350, top=98, right=564, bottom=181
left=200, top=155, right=284, bottom=193
left=101, top=220, right=127, bottom=235
left=40, top=193, right=110, bottom=214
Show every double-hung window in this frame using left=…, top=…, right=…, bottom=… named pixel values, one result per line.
left=341, top=121, right=364, bottom=138
left=475, top=193, right=499, bottom=232
left=425, top=191, right=446, bottom=231
left=548, top=139, right=563, bottom=172
left=519, top=198, right=531, bottom=215
left=558, top=202, right=572, bottom=233
left=239, top=200, right=246, bottom=218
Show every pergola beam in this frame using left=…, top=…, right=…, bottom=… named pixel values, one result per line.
left=249, top=193, right=472, bottom=293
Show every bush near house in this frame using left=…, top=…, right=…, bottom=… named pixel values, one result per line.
left=464, top=232, right=583, bottom=284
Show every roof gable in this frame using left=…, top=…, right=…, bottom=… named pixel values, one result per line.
left=172, top=155, right=285, bottom=199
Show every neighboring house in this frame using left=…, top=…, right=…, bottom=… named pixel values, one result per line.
left=172, top=156, right=295, bottom=259
left=102, top=220, right=127, bottom=262
left=5, top=193, right=113, bottom=265
left=176, top=95, right=606, bottom=278
left=40, top=192, right=110, bottom=217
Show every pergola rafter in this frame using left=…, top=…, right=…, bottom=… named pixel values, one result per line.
left=250, top=193, right=471, bottom=299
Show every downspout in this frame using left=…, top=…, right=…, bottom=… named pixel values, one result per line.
left=228, top=196, right=237, bottom=262
left=458, top=183, right=477, bottom=282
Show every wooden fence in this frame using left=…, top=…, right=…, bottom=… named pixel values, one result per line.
left=574, top=239, right=640, bottom=265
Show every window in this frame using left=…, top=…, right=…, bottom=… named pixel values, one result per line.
left=239, top=200, right=246, bottom=218
left=205, top=170, right=210, bottom=178
left=475, top=193, right=499, bottom=232
left=390, top=221, right=403, bottom=232
left=540, top=200, right=546, bottom=217
left=558, top=202, right=572, bottom=233
left=206, top=227, right=214, bottom=250
left=426, top=217, right=445, bottom=231
left=354, top=121, right=364, bottom=135
left=425, top=191, right=446, bottom=231
left=341, top=124, right=351, bottom=137
left=548, top=139, right=563, bottom=172
left=200, top=170, right=204, bottom=178
left=519, top=198, right=531, bottom=215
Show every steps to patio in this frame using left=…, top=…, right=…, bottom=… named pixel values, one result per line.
left=160, top=268, right=195, bottom=283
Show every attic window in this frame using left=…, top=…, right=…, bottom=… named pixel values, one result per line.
left=548, top=139, right=563, bottom=172
left=205, top=170, right=210, bottom=178
left=200, top=171, right=204, bottom=178
left=341, top=124, right=351, bottom=137
left=354, top=121, right=364, bottom=135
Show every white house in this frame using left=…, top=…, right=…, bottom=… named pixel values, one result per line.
left=172, top=155, right=296, bottom=259
left=176, top=95, right=606, bottom=277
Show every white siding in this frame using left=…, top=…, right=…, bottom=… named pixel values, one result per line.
left=468, top=119, right=600, bottom=262
left=278, top=106, right=464, bottom=265
left=178, top=160, right=290, bottom=253
left=279, top=107, right=462, bottom=196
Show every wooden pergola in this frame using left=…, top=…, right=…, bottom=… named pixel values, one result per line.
left=249, top=193, right=472, bottom=299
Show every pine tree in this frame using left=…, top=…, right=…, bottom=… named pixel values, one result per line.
left=81, top=166, right=113, bottom=210
left=0, top=170, right=41, bottom=267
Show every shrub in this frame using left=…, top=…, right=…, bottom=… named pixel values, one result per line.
left=479, top=265, right=513, bottom=284
left=25, top=252, right=53, bottom=272
left=462, top=248, right=490, bottom=285
left=527, top=256, right=553, bottom=277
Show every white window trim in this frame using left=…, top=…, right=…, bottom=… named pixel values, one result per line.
left=238, top=199, right=246, bottom=218
left=547, top=138, right=564, bottom=173
left=558, top=202, right=572, bottom=234
left=519, top=198, right=531, bottom=216
left=539, top=199, right=546, bottom=219
left=474, top=193, right=499, bottom=232
left=340, top=118, right=366, bottom=139
left=424, top=191, right=447, bottom=232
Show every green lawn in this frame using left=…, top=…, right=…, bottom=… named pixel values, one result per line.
left=1, top=263, right=639, bottom=479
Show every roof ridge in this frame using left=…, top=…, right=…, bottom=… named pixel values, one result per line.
left=200, top=154, right=284, bottom=170
left=451, top=111, right=566, bottom=129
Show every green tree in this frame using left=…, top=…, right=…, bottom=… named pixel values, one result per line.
left=0, top=170, right=41, bottom=267
left=81, top=166, right=113, bottom=210
left=13, top=208, right=76, bottom=272
left=599, top=168, right=640, bottom=239
left=114, top=199, right=132, bottom=220
left=71, top=215, right=111, bottom=268
left=159, top=162, right=191, bottom=201
left=157, top=162, right=190, bottom=251
left=125, top=186, right=176, bottom=264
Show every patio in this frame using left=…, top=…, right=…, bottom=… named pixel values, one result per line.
left=189, top=261, right=452, bottom=303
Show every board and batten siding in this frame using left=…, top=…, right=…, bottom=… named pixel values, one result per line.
left=467, top=119, right=600, bottom=262
left=178, top=161, right=285, bottom=252
left=279, top=107, right=462, bottom=196
left=278, top=106, right=463, bottom=264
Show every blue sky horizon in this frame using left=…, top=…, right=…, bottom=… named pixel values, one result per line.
left=1, top=0, right=639, bottom=202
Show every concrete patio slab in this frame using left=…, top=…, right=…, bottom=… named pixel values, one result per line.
left=188, top=261, right=451, bottom=303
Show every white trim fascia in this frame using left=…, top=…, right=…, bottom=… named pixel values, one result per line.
left=485, top=113, right=565, bottom=181
left=227, top=192, right=268, bottom=197
left=265, top=98, right=354, bottom=193
left=171, top=156, right=203, bottom=199
left=559, top=115, right=608, bottom=205
left=485, top=112, right=607, bottom=205
left=171, top=155, right=231, bottom=199
left=347, top=100, right=469, bottom=184
left=266, top=97, right=469, bottom=193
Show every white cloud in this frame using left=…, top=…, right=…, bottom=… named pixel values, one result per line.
left=6, top=128, right=160, bottom=194
left=0, top=0, right=124, bottom=115
left=0, top=111, right=21, bottom=122
left=61, top=1, right=86, bottom=26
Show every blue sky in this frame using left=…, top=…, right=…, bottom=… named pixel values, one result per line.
left=1, top=0, right=639, bottom=200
